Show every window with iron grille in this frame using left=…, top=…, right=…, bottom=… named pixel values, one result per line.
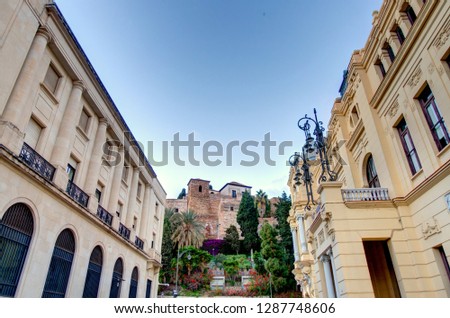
left=418, top=85, right=450, bottom=151
left=42, top=229, right=75, bottom=298
left=397, top=118, right=422, bottom=175
left=82, top=246, right=103, bottom=298
left=0, top=203, right=34, bottom=297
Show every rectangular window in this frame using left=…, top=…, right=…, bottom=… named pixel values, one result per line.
left=137, top=182, right=142, bottom=199
left=44, top=64, right=60, bottom=93
left=122, top=166, right=129, bottom=182
left=95, top=189, right=102, bottom=203
left=232, top=190, right=237, bottom=198
left=155, top=202, right=159, bottom=218
left=375, top=59, right=386, bottom=77
left=395, top=26, right=405, bottom=45
left=386, top=44, right=395, bottom=63
left=24, top=117, right=42, bottom=149
left=117, top=202, right=123, bottom=217
left=397, top=118, right=422, bottom=175
left=405, top=5, right=417, bottom=25
left=66, top=164, right=76, bottom=183
left=78, top=109, right=90, bottom=133
left=418, top=85, right=450, bottom=151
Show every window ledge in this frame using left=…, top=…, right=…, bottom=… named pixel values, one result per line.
left=76, top=126, right=89, bottom=142
left=410, top=168, right=423, bottom=181
left=436, top=143, right=450, bottom=158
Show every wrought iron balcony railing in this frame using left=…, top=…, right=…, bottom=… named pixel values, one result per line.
left=118, top=223, right=130, bottom=240
left=341, top=188, right=390, bottom=202
left=134, top=236, right=144, bottom=250
left=19, top=143, right=55, bottom=182
left=66, top=181, right=89, bottom=207
left=96, top=205, right=113, bottom=227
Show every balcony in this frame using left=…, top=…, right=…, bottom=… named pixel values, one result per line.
left=341, top=188, right=390, bottom=202
left=19, top=143, right=55, bottom=182
left=66, top=181, right=89, bottom=208
left=134, top=236, right=144, bottom=250
left=96, top=205, right=113, bottom=227
left=118, top=223, right=130, bottom=240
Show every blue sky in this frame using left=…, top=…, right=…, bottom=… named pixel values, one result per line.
left=56, top=0, right=383, bottom=199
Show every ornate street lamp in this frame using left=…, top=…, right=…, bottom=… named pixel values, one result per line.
left=290, top=108, right=337, bottom=210
left=174, top=248, right=191, bottom=297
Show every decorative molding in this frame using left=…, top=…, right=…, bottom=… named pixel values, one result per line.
left=422, top=217, right=441, bottom=239
left=433, top=20, right=450, bottom=50
left=387, top=101, right=399, bottom=118
left=437, top=66, right=444, bottom=76
left=428, top=63, right=435, bottom=75
left=318, top=230, right=325, bottom=245
left=407, top=67, right=422, bottom=88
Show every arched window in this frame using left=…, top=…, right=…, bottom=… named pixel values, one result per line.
left=0, top=203, right=34, bottom=297
left=129, top=267, right=139, bottom=298
left=82, top=246, right=103, bottom=298
left=42, top=229, right=76, bottom=298
left=109, top=258, right=123, bottom=298
left=366, top=155, right=381, bottom=188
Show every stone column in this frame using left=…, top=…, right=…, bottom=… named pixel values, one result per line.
left=138, top=184, right=151, bottom=240
left=85, top=118, right=108, bottom=212
left=108, top=145, right=125, bottom=228
left=0, top=27, right=51, bottom=154
left=291, top=227, right=300, bottom=262
left=296, top=214, right=308, bottom=254
left=320, top=254, right=336, bottom=298
left=125, top=167, right=140, bottom=228
left=50, top=80, right=85, bottom=189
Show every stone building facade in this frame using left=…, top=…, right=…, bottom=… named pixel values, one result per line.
left=167, top=179, right=252, bottom=239
left=288, top=0, right=450, bottom=297
left=0, top=1, right=166, bottom=298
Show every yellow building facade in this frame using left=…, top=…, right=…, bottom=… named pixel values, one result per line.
left=0, top=1, right=166, bottom=297
left=288, top=0, right=450, bottom=297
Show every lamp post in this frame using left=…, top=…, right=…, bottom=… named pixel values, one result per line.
left=290, top=108, right=337, bottom=210
left=174, top=247, right=191, bottom=297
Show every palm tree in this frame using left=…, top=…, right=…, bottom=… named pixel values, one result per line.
left=170, top=210, right=205, bottom=248
left=255, top=189, right=269, bottom=218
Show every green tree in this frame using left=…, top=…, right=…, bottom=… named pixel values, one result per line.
left=160, top=208, right=177, bottom=283
left=236, top=191, right=260, bottom=253
left=255, top=189, right=269, bottom=218
left=224, top=225, right=240, bottom=254
left=275, top=192, right=295, bottom=269
left=171, top=210, right=205, bottom=248
left=260, top=222, right=290, bottom=292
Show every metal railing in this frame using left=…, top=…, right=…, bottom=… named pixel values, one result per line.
left=134, top=236, right=144, bottom=250
left=66, top=181, right=89, bottom=207
left=96, top=205, right=113, bottom=226
left=118, top=223, right=130, bottom=240
left=19, top=143, right=55, bottom=182
left=341, top=188, right=390, bottom=201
